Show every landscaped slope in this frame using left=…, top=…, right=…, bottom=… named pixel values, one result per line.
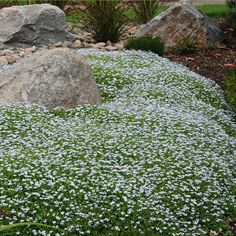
left=0, top=50, right=235, bottom=236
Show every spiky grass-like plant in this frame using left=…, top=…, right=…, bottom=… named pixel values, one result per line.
left=129, top=0, right=163, bottom=23
left=79, top=0, right=128, bottom=43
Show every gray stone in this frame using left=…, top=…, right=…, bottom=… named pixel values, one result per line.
left=0, top=48, right=101, bottom=109
left=135, top=5, right=223, bottom=48
left=0, top=4, right=79, bottom=46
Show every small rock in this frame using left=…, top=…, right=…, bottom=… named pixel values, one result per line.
left=115, top=43, right=124, bottom=50
left=127, top=26, right=137, bottom=35
left=53, top=42, right=63, bottom=47
left=23, top=46, right=37, bottom=56
left=19, top=51, right=25, bottom=57
left=48, top=44, right=56, bottom=50
left=224, top=63, right=235, bottom=68
left=105, top=46, right=117, bottom=51
left=0, top=56, right=8, bottom=65
left=106, top=40, right=112, bottom=46
left=89, top=43, right=100, bottom=49
left=74, top=39, right=82, bottom=48
left=62, top=41, right=72, bottom=48
left=96, top=42, right=106, bottom=47
left=4, top=55, right=17, bottom=64
left=1, top=49, right=14, bottom=56
left=69, top=44, right=81, bottom=49
left=185, top=57, right=195, bottom=61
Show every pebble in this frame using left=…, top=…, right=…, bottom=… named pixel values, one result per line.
left=74, top=39, right=82, bottom=48
left=53, top=42, right=63, bottom=47
left=1, top=49, right=14, bottom=56
left=105, top=45, right=117, bottom=51
left=127, top=26, right=138, bottom=35
left=96, top=42, right=106, bottom=48
left=89, top=43, right=100, bottom=49
left=0, top=35, right=125, bottom=66
left=62, top=41, right=72, bottom=48
left=106, top=40, right=112, bottom=46
left=4, top=55, right=17, bottom=64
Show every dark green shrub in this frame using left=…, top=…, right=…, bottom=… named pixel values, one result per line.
left=129, top=0, right=162, bottom=23
left=226, top=0, right=236, bottom=29
left=226, top=8, right=236, bottom=29
left=224, top=67, right=236, bottom=111
left=78, top=0, right=129, bottom=43
left=171, top=36, right=200, bottom=55
left=124, top=36, right=165, bottom=56
left=227, top=0, right=236, bottom=8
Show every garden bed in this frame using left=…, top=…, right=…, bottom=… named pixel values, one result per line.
left=0, top=49, right=235, bottom=235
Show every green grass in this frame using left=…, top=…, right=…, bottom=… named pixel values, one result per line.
left=197, top=4, right=231, bottom=18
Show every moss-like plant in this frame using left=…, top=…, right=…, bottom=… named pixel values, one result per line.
left=124, top=36, right=165, bottom=56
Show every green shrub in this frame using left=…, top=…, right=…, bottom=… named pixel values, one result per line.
left=224, top=67, right=236, bottom=111
left=227, top=0, right=236, bottom=8
left=226, top=0, right=236, bottom=29
left=129, top=0, right=162, bottom=23
left=78, top=0, right=128, bottom=43
left=226, top=8, right=236, bottom=29
left=124, top=36, right=165, bottom=56
left=170, top=36, right=200, bottom=55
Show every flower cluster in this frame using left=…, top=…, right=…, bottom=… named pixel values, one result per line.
left=0, top=49, right=235, bottom=235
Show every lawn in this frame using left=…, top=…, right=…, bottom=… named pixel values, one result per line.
left=197, top=4, right=230, bottom=18
left=0, top=49, right=236, bottom=235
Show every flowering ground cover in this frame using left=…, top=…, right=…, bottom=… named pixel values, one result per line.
left=0, top=49, right=236, bottom=235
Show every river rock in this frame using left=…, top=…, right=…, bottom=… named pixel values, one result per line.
left=135, top=5, right=223, bottom=47
left=0, top=4, right=79, bottom=46
left=0, top=48, right=101, bottom=109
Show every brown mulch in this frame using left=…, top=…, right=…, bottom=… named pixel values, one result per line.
left=165, top=19, right=236, bottom=87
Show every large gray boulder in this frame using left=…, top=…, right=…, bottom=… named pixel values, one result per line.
left=135, top=5, right=223, bottom=48
left=0, top=4, right=78, bottom=46
left=0, top=48, right=101, bottom=109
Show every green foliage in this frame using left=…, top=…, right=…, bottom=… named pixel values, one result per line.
left=226, top=0, right=236, bottom=29
left=129, top=0, right=162, bottom=23
left=227, top=0, right=236, bottom=8
left=124, top=36, right=165, bottom=56
left=224, top=67, right=236, bottom=111
left=226, top=8, right=236, bottom=29
left=78, top=0, right=128, bottom=43
left=0, top=222, right=64, bottom=234
left=171, top=36, right=199, bottom=55
left=226, top=0, right=236, bottom=30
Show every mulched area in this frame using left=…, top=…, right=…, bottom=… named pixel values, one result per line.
left=165, top=19, right=236, bottom=87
